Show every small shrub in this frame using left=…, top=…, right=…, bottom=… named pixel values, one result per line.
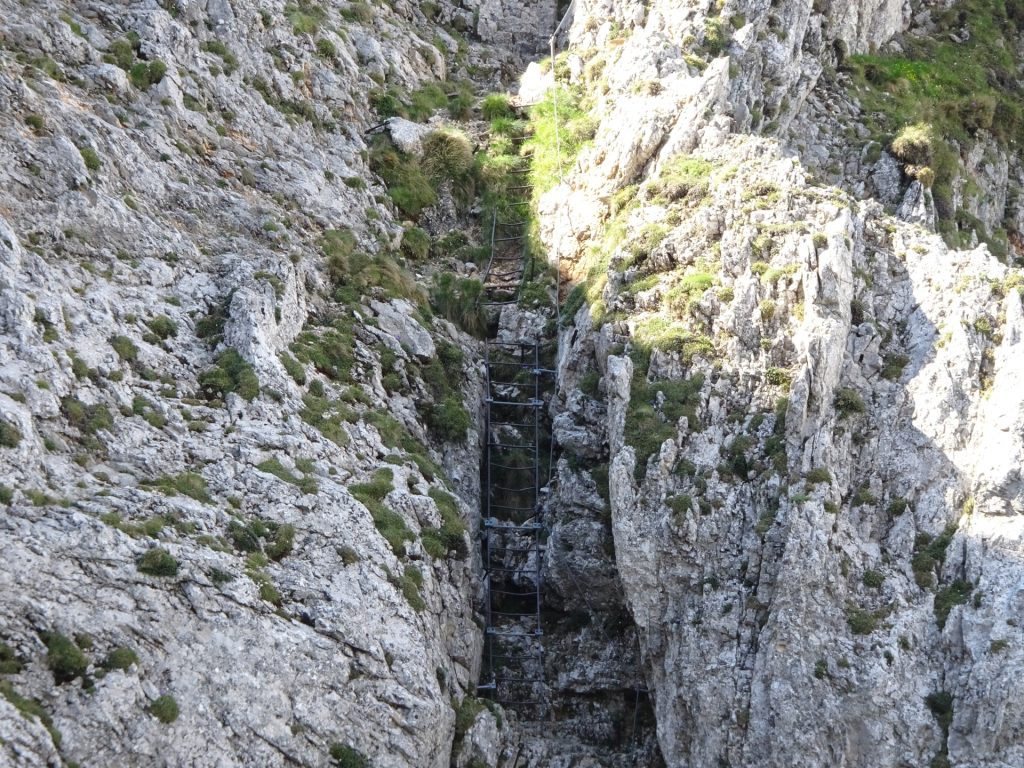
left=934, top=579, right=972, bottom=628
left=146, top=472, right=210, bottom=502
left=45, top=633, right=88, bottom=684
left=881, top=353, right=910, bottom=381
left=102, top=647, right=139, bottom=671
left=805, top=467, right=831, bottom=485
left=61, top=396, right=113, bottom=436
left=0, top=642, right=23, bottom=674
left=257, top=458, right=317, bottom=495
left=199, top=349, right=260, bottom=401
left=400, top=227, right=430, bottom=261
left=430, top=273, right=487, bottom=337
left=424, top=396, right=470, bottom=442
left=280, top=352, right=306, bottom=384
left=79, top=146, right=101, bottom=171
left=834, top=387, right=865, bottom=417
left=110, top=334, right=138, bottom=362
left=329, top=743, right=369, bottom=768
left=912, top=523, right=957, bottom=589
left=845, top=604, right=882, bottom=635
left=0, top=421, right=21, bottom=448
left=129, top=60, right=167, bottom=89
left=481, top=93, right=513, bottom=121
left=759, top=300, right=776, bottom=323
left=420, top=129, right=474, bottom=182
left=286, top=1, right=326, bottom=33
left=339, top=2, right=374, bottom=23
left=137, top=547, right=179, bottom=577
left=265, top=524, right=296, bottom=561
left=891, top=123, right=935, bottom=166
left=146, top=315, right=178, bottom=340
left=888, top=498, right=909, bottom=516
left=147, top=695, right=179, bottom=723
left=862, top=570, right=884, bottom=589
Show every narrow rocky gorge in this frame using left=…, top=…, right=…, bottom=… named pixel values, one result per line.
left=2, top=0, right=1024, bottom=767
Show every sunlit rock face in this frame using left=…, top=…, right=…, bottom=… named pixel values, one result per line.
left=538, top=1, right=1024, bottom=767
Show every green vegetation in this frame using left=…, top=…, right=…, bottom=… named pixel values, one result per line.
left=147, top=694, right=179, bottom=723
left=61, top=396, right=113, bottom=438
left=649, top=155, right=713, bottom=203
left=395, top=565, right=425, bottom=611
left=844, top=3, right=1024, bottom=248
left=420, top=129, right=474, bottom=186
left=199, top=349, right=260, bottom=401
left=881, top=353, right=910, bottom=381
left=257, top=457, right=318, bottom=495
left=420, top=488, right=468, bottom=559
left=834, top=387, right=866, bottom=417
left=280, top=352, right=307, bottom=384
left=285, top=1, right=326, bottom=33
left=202, top=39, right=237, bottom=74
left=299, top=392, right=353, bottom=445
left=0, top=641, right=22, bottom=674
left=321, top=228, right=426, bottom=309
left=369, top=82, right=449, bottom=121
left=369, top=137, right=436, bottom=216
left=430, top=273, right=488, bottom=337
left=888, top=497, right=909, bottom=516
left=481, top=93, right=514, bottom=121
left=526, top=85, right=595, bottom=197
left=0, top=420, right=21, bottom=448
left=101, top=647, right=139, bottom=671
left=845, top=604, right=887, bottom=635
left=424, top=396, right=470, bottom=442
left=105, top=34, right=167, bottom=89
left=400, top=226, right=431, bottom=261
left=137, top=547, right=179, bottom=577
left=329, top=743, right=369, bottom=768
left=632, top=317, right=714, bottom=363
left=350, top=469, right=413, bottom=556
left=144, top=472, right=210, bottom=502
left=0, top=680, right=61, bottom=746
left=912, top=523, right=958, bottom=589
left=228, top=517, right=295, bottom=561
left=862, top=570, right=885, bottom=589
left=934, top=579, right=972, bottom=628
left=625, top=373, right=703, bottom=479
left=146, top=315, right=178, bottom=340
left=805, top=467, right=831, bottom=485
left=110, top=334, right=138, bottom=362
left=45, top=632, right=88, bottom=684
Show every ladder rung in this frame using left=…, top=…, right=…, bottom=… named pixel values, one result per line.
left=486, top=628, right=543, bottom=637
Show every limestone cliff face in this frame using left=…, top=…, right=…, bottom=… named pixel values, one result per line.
left=542, top=1, right=1024, bottom=767
left=4, top=0, right=1024, bottom=766
left=0, top=1, right=527, bottom=765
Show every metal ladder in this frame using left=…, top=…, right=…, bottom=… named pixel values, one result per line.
left=478, top=341, right=546, bottom=717
left=479, top=133, right=534, bottom=307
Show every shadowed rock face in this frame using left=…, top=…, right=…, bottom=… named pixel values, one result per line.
left=532, top=1, right=1024, bottom=767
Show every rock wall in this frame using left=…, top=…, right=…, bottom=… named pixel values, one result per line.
left=537, top=0, right=1024, bottom=766
left=0, top=0, right=527, bottom=765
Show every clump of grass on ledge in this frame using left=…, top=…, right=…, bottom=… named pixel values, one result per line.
left=198, top=349, right=259, bottom=401
left=350, top=469, right=413, bottom=556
